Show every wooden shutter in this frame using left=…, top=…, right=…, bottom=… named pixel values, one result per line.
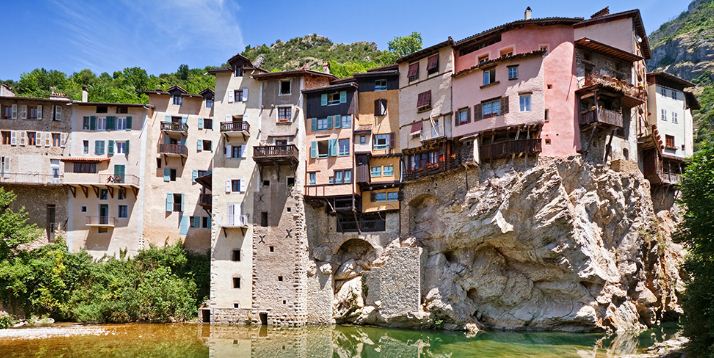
left=241, top=88, right=249, bottom=102
left=228, top=90, right=234, bottom=103
left=389, top=133, right=395, bottom=148
left=44, top=132, right=51, bottom=147
left=225, top=144, right=232, bottom=158
left=427, top=54, right=439, bottom=72
left=408, top=63, right=419, bottom=79
left=36, top=105, right=42, bottom=120
left=339, top=91, right=347, bottom=104
left=501, top=96, right=509, bottom=114
left=192, top=170, right=198, bottom=183
left=11, top=104, right=17, bottom=119
left=163, top=168, right=170, bottom=182
left=328, top=139, right=338, bottom=157
left=474, top=104, right=483, bottom=121
left=198, top=117, right=204, bottom=129
left=108, top=140, right=114, bottom=156
left=60, top=133, right=67, bottom=148
left=320, top=94, right=328, bottom=106
left=180, top=194, right=185, bottom=212
left=311, top=118, right=318, bottom=131
left=106, top=116, right=115, bottom=130
left=20, top=105, right=27, bottom=119
left=225, top=180, right=231, bottom=193
left=197, top=139, right=202, bottom=152
left=125, top=140, right=129, bottom=155
left=310, top=141, right=317, bottom=158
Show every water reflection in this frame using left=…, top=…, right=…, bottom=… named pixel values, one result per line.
left=0, top=323, right=679, bottom=358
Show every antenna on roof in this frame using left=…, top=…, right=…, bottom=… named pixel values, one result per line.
left=524, top=6, right=532, bottom=20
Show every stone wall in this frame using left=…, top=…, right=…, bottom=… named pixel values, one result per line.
left=3, top=183, right=68, bottom=242
left=371, top=247, right=421, bottom=316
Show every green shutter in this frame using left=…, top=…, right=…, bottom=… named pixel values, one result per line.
left=166, top=193, right=173, bottom=212
left=333, top=115, right=341, bottom=128
left=107, top=140, right=114, bottom=157
left=90, top=116, right=97, bottom=130
left=197, top=139, right=202, bottom=152
left=125, top=140, right=130, bottom=155
left=310, top=141, right=317, bottom=159
left=328, top=139, right=337, bottom=157
left=326, top=117, right=333, bottom=129
left=339, top=91, right=347, bottom=103
left=320, top=94, right=328, bottom=106
left=198, top=117, right=204, bottom=130
left=126, top=116, right=132, bottom=129
left=106, top=116, right=116, bottom=130
left=83, top=116, right=89, bottom=129
left=163, top=168, right=170, bottom=182
left=311, top=118, right=318, bottom=131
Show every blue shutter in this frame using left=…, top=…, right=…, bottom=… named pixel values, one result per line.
left=181, top=116, right=188, bottom=126
left=339, top=91, right=347, bottom=103
left=310, top=141, right=317, bottom=159
left=198, top=117, right=204, bottom=130
left=192, top=170, right=198, bottom=183
left=343, top=115, right=351, bottom=129
left=166, top=193, right=173, bottom=212
left=107, top=140, right=114, bottom=157
left=320, top=94, right=328, bottom=106
left=207, top=216, right=211, bottom=228
left=163, top=168, right=170, bottom=182
left=328, top=139, right=337, bottom=157
left=333, top=115, right=341, bottom=128
left=311, top=118, right=318, bottom=131
left=179, top=216, right=189, bottom=236
left=126, top=116, right=132, bottom=129
left=327, top=117, right=333, bottom=129
left=197, top=139, right=202, bottom=152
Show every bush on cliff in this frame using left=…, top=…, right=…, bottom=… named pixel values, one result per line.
left=0, top=188, right=209, bottom=324
left=679, top=140, right=714, bottom=356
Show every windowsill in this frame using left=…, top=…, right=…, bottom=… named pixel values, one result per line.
left=508, top=77, right=518, bottom=81
left=455, top=121, right=471, bottom=126
left=480, top=81, right=500, bottom=89
left=276, top=120, right=292, bottom=125
left=417, top=106, right=432, bottom=113
left=278, top=93, right=291, bottom=96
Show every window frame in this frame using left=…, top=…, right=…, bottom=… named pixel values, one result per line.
left=279, top=80, right=292, bottom=96
left=327, top=92, right=340, bottom=105
left=373, top=134, right=391, bottom=150
left=456, top=107, right=470, bottom=126
left=507, top=65, right=519, bottom=80
left=519, top=93, right=532, bottom=112
left=374, top=79, right=388, bottom=91
left=277, top=106, right=292, bottom=122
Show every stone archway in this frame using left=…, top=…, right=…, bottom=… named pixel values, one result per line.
left=331, top=239, right=378, bottom=321
left=408, top=193, right=438, bottom=239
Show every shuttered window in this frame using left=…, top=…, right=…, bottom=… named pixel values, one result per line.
left=416, top=91, right=431, bottom=110
left=374, top=99, right=387, bottom=116
left=426, top=54, right=439, bottom=74
left=407, top=62, right=419, bottom=81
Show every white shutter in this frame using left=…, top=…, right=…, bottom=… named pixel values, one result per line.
left=10, top=131, right=17, bottom=146
left=36, top=105, right=43, bottom=120
left=225, top=114, right=231, bottom=122
left=225, top=144, right=232, bottom=159
left=233, top=204, right=241, bottom=226
left=18, top=131, right=25, bottom=146
left=20, top=105, right=27, bottom=119
left=241, top=88, right=248, bottom=102
left=10, top=104, right=17, bottom=119
left=227, top=204, right=235, bottom=226
left=225, top=180, right=231, bottom=193
left=60, top=133, right=67, bottom=148
left=240, top=144, right=247, bottom=158
left=228, top=90, right=234, bottom=103
left=44, top=132, right=51, bottom=147
left=35, top=132, right=42, bottom=147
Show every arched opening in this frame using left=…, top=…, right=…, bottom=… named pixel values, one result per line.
left=332, top=239, right=377, bottom=322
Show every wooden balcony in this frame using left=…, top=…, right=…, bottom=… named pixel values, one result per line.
left=304, top=183, right=353, bottom=198
left=86, top=216, right=115, bottom=227
left=479, top=138, right=542, bottom=161
left=160, top=122, right=188, bottom=136
left=198, top=194, right=212, bottom=209
left=404, top=158, right=461, bottom=182
left=253, top=144, right=298, bottom=166
left=580, top=74, right=645, bottom=107
left=158, top=143, right=188, bottom=157
left=0, top=173, right=63, bottom=185
left=220, top=121, right=250, bottom=138
left=580, top=108, right=623, bottom=128
left=356, top=165, right=370, bottom=185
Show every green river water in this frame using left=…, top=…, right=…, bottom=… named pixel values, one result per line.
left=0, top=323, right=678, bottom=357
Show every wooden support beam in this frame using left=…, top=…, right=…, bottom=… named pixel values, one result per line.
left=68, top=186, right=76, bottom=198
left=79, top=185, right=89, bottom=198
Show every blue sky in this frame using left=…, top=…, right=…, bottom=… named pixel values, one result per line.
left=0, top=0, right=691, bottom=80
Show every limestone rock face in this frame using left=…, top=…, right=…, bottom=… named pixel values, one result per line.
left=415, top=157, right=684, bottom=332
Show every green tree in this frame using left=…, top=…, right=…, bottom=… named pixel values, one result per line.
left=177, top=64, right=190, bottom=81
left=679, top=140, right=714, bottom=356
left=388, top=32, right=423, bottom=58
left=0, top=188, right=41, bottom=259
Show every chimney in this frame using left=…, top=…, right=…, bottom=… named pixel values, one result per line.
left=524, top=6, right=532, bottom=20
left=322, top=62, right=331, bottom=74
left=81, top=86, right=88, bottom=102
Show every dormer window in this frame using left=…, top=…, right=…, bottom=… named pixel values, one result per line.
left=234, top=65, right=243, bottom=77
left=172, top=95, right=182, bottom=105
left=206, top=98, right=213, bottom=108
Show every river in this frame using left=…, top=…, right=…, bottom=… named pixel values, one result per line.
left=0, top=323, right=678, bottom=357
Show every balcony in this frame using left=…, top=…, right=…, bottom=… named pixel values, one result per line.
left=304, top=183, right=354, bottom=198
left=580, top=108, right=623, bottom=128
left=64, top=173, right=139, bottom=188
left=579, top=74, right=645, bottom=107
left=159, top=143, right=188, bottom=157
left=479, top=138, right=542, bottom=162
left=0, top=173, right=63, bottom=185
left=356, top=165, right=370, bottom=185
left=198, top=193, right=212, bottom=209
left=253, top=144, right=299, bottom=166
left=403, top=159, right=462, bottom=182
left=160, top=122, right=188, bottom=136
left=220, top=121, right=250, bottom=138
left=86, top=216, right=115, bottom=228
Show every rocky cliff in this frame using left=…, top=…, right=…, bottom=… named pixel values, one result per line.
left=331, top=157, right=684, bottom=333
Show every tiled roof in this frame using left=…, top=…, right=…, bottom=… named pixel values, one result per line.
left=396, top=37, right=454, bottom=64
left=455, top=17, right=583, bottom=47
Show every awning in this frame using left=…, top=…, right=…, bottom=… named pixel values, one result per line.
left=60, top=157, right=110, bottom=163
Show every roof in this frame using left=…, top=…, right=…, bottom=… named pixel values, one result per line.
left=647, top=71, right=696, bottom=89
left=73, top=101, right=152, bottom=108
left=453, top=50, right=546, bottom=78
left=301, top=82, right=358, bottom=94
left=353, top=69, right=399, bottom=78
left=367, top=64, right=398, bottom=72
left=574, top=9, right=650, bottom=59
left=252, top=69, right=336, bottom=81
left=397, top=37, right=454, bottom=64
left=199, top=88, right=214, bottom=97
left=227, top=52, right=253, bottom=67
left=455, top=17, right=583, bottom=48
left=143, top=86, right=203, bottom=98
left=575, top=37, right=643, bottom=63
left=0, top=95, right=74, bottom=103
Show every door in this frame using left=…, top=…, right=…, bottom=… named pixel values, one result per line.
left=50, top=159, right=60, bottom=182
left=114, top=164, right=125, bottom=183
left=46, top=204, right=56, bottom=241
left=99, top=204, right=109, bottom=225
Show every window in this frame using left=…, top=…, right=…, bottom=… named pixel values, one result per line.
left=270, top=246, right=274, bottom=252
left=427, top=54, right=439, bottom=75
left=278, top=276, right=283, bottom=282
left=206, top=98, right=213, bottom=108
left=519, top=94, right=531, bottom=112
left=202, top=217, right=210, bottom=228
left=672, top=112, right=678, bottom=124
left=374, top=99, right=387, bottom=116
left=308, top=172, right=317, bottom=185
left=287, top=177, right=295, bottom=187
left=190, top=216, right=201, bottom=228
left=27, top=105, right=40, bottom=120
left=234, top=89, right=243, bottom=102
left=96, top=105, right=108, bottom=113
left=371, top=191, right=399, bottom=202
left=96, top=117, right=106, bottom=131
left=359, top=135, right=367, bottom=144
left=172, top=95, right=182, bottom=105
left=327, top=92, right=341, bottom=105
left=279, top=80, right=291, bottom=95
left=373, top=134, right=391, bottom=150
left=661, top=109, right=667, bottom=121
left=1, top=131, right=9, bottom=145
left=500, top=48, right=514, bottom=57
left=81, top=206, right=87, bottom=212
left=27, top=132, right=36, bottom=146
left=374, top=79, right=387, bottom=91
left=371, top=166, right=381, bottom=177
left=456, top=107, right=470, bottom=125
left=482, top=98, right=502, bottom=118
left=118, top=205, right=128, bottom=218
left=277, top=106, right=291, bottom=122
left=230, top=145, right=244, bottom=158
left=416, top=91, right=431, bottom=111
left=232, top=250, right=241, bottom=262
left=482, top=67, right=496, bottom=86
left=665, top=135, right=675, bottom=149
left=204, top=118, right=213, bottom=129
left=52, top=105, right=63, bottom=121
left=231, top=179, right=241, bottom=192
left=200, top=140, right=212, bottom=152
left=100, top=189, right=108, bottom=200
left=169, top=168, right=177, bottom=181
left=95, top=140, right=105, bottom=155
left=0, top=104, right=12, bottom=119
left=118, top=189, right=126, bottom=200
left=341, top=115, right=351, bottom=128
left=407, top=62, right=419, bottom=82
left=52, top=133, right=60, bottom=147
left=316, top=117, right=329, bottom=130
left=116, top=141, right=127, bottom=154
left=507, top=65, right=519, bottom=80
left=261, top=212, right=268, bottom=227
left=116, top=106, right=128, bottom=114
left=383, top=165, right=394, bottom=176
left=173, top=193, right=182, bottom=212
left=478, top=54, right=489, bottom=64
left=544, top=109, right=549, bottom=121
left=73, top=163, right=97, bottom=173
left=234, top=65, right=242, bottom=77
left=333, top=169, right=352, bottom=184
left=338, top=139, right=350, bottom=156
left=317, top=141, right=329, bottom=158
left=233, top=277, right=241, bottom=288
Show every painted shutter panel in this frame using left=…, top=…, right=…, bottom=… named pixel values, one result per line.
left=501, top=96, right=509, bottom=114
left=108, top=140, right=114, bottom=157
left=90, top=116, right=97, bottom=130
left=228, top=204, right=235, bottom=226
left=163, top=168, right=170, bottom=182
left=18, top=131, right=25, bottom=146
left=240, top=144, right=247, bottom=158
left=179, top=216, right=189, bottom=235
left=126, top=116, right=132, bottom=129
left=35, top=132, right=42, bottom=147
left=241, top=88, right=248, bottom=102
left=197, top=139, right=202, bottom=152
left=166, top=193, right=173, bottom=212
left=225, top=144, right=232, bottom=158
left=207, top=216, right=211, bottom=228
left=181, top=116, right=188, bottom=126
left=11, top=104, right=17, bottom=119
left=225, top=180, right=231, bottom=193
left=311, top=118, right=318, bottom=131
left=339, top=91, right=347, bottom=103
left=10, top=131, right=16, bottom=145
left=106, top=116, right=115, bottom=130
left=326, top=116, right=333, bottom=130
left=328, top=139, right=337, bottom=157
left=310, top=141, right=317, bottom=158
left=473, top=104, right=482, bottom=121
left=333, top=115, right=341, bottom=129
left=94, top=140, right=101, bottom=155
left=36, top=105, right=42, bottom=120
left=125, top=140, right=130, bottom=155
left=233, top=204, right=241, bottom=226
left=60, top=133, right=67, bottom=148
left=320, top=94, right=327, bottom=106
left=164, top=114, right=171, bottom=123
left=197, top=117, right=204, bottom=129
left=45, top=132, right=51, bottom=147
left=180, top=194, right=185, bottom=212
left=343, top=115, right=351, bottom=129
left=54, top=105, right=62, bottom=121
left=192, top=170, right=198, bottom=183
left=228, top=90, right=234, bottom=103
left=20, top=105, right=27, bottom=119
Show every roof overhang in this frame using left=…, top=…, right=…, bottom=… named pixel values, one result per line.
left=575, top=37, right=643, bottom=63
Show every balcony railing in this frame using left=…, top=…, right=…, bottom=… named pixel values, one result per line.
left=160, top=122, right=188, bottom=133
left=479, top=138, right=542, bottom=162
left=159, top=143, right=188, bottom=156
left=0, top=172, right=63, bottom=185
left=220, top=121, right=250, bottom=134
left=98, top=174, right=140, bottom=186
left=86, top=216, right=115, bottom=227
left=583, top=74, right=646, bottom=101
left=253, top=145, right=298, bottom=164
left=404, top=158, right=461, bottom=181
left=580, top=108, right=624, bottom=128
left=659, top=170, right=682, bottom=185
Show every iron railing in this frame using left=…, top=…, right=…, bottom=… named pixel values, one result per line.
left=158, top=143, right=188, bottom=156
